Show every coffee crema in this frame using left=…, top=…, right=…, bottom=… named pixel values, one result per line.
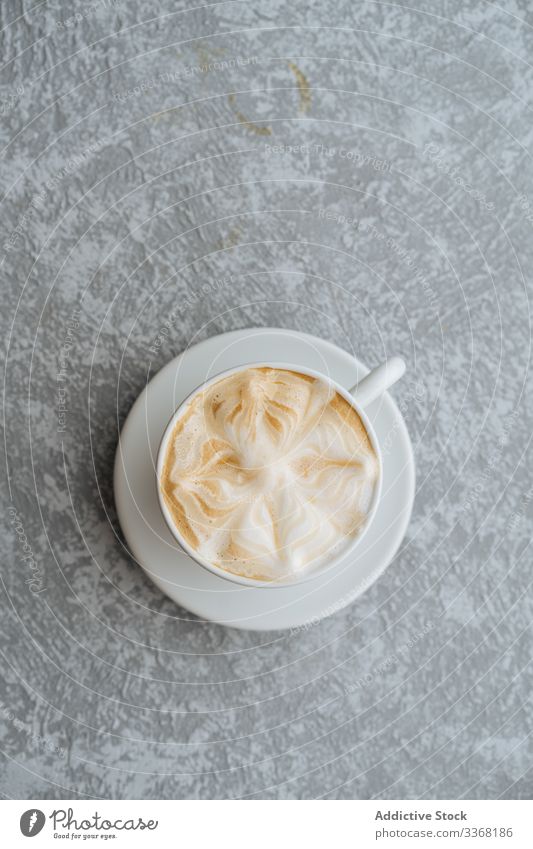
left=160, top=367, right=379, bottom=581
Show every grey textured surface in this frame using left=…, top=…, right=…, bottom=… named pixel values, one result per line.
left=1, top=0, right=532, bottom=800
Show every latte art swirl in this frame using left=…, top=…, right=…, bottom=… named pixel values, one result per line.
left=160, top=368, right=379, bottom=581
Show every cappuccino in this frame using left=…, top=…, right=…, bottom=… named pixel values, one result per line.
left=160, top=367, right=379, bottom=581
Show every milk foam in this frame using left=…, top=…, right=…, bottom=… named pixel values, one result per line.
left=160, top=368, right=379, bottom=581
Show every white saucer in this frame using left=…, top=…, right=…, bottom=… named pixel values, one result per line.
left=113, top=328, right=415, bottom=631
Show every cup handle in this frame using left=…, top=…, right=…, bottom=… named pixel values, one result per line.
left=349, top=356, right=406, bottom=407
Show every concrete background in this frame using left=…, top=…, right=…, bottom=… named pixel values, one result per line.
left=1, top=0, right=532, bottom=799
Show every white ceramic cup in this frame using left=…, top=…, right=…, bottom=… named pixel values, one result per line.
left=156, top=357, right=405, bottom=588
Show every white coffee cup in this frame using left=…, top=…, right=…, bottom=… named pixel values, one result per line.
left=156, top=357, right=405, bottom=588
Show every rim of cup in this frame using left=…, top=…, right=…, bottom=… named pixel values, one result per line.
left=156, top=362, right=383, bottom=588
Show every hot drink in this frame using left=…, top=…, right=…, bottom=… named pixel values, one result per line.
left=159, top=367, right=379, bottom=581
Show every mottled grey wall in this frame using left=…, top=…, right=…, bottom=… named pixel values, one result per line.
left=1, top=0, right=532, bottom=799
